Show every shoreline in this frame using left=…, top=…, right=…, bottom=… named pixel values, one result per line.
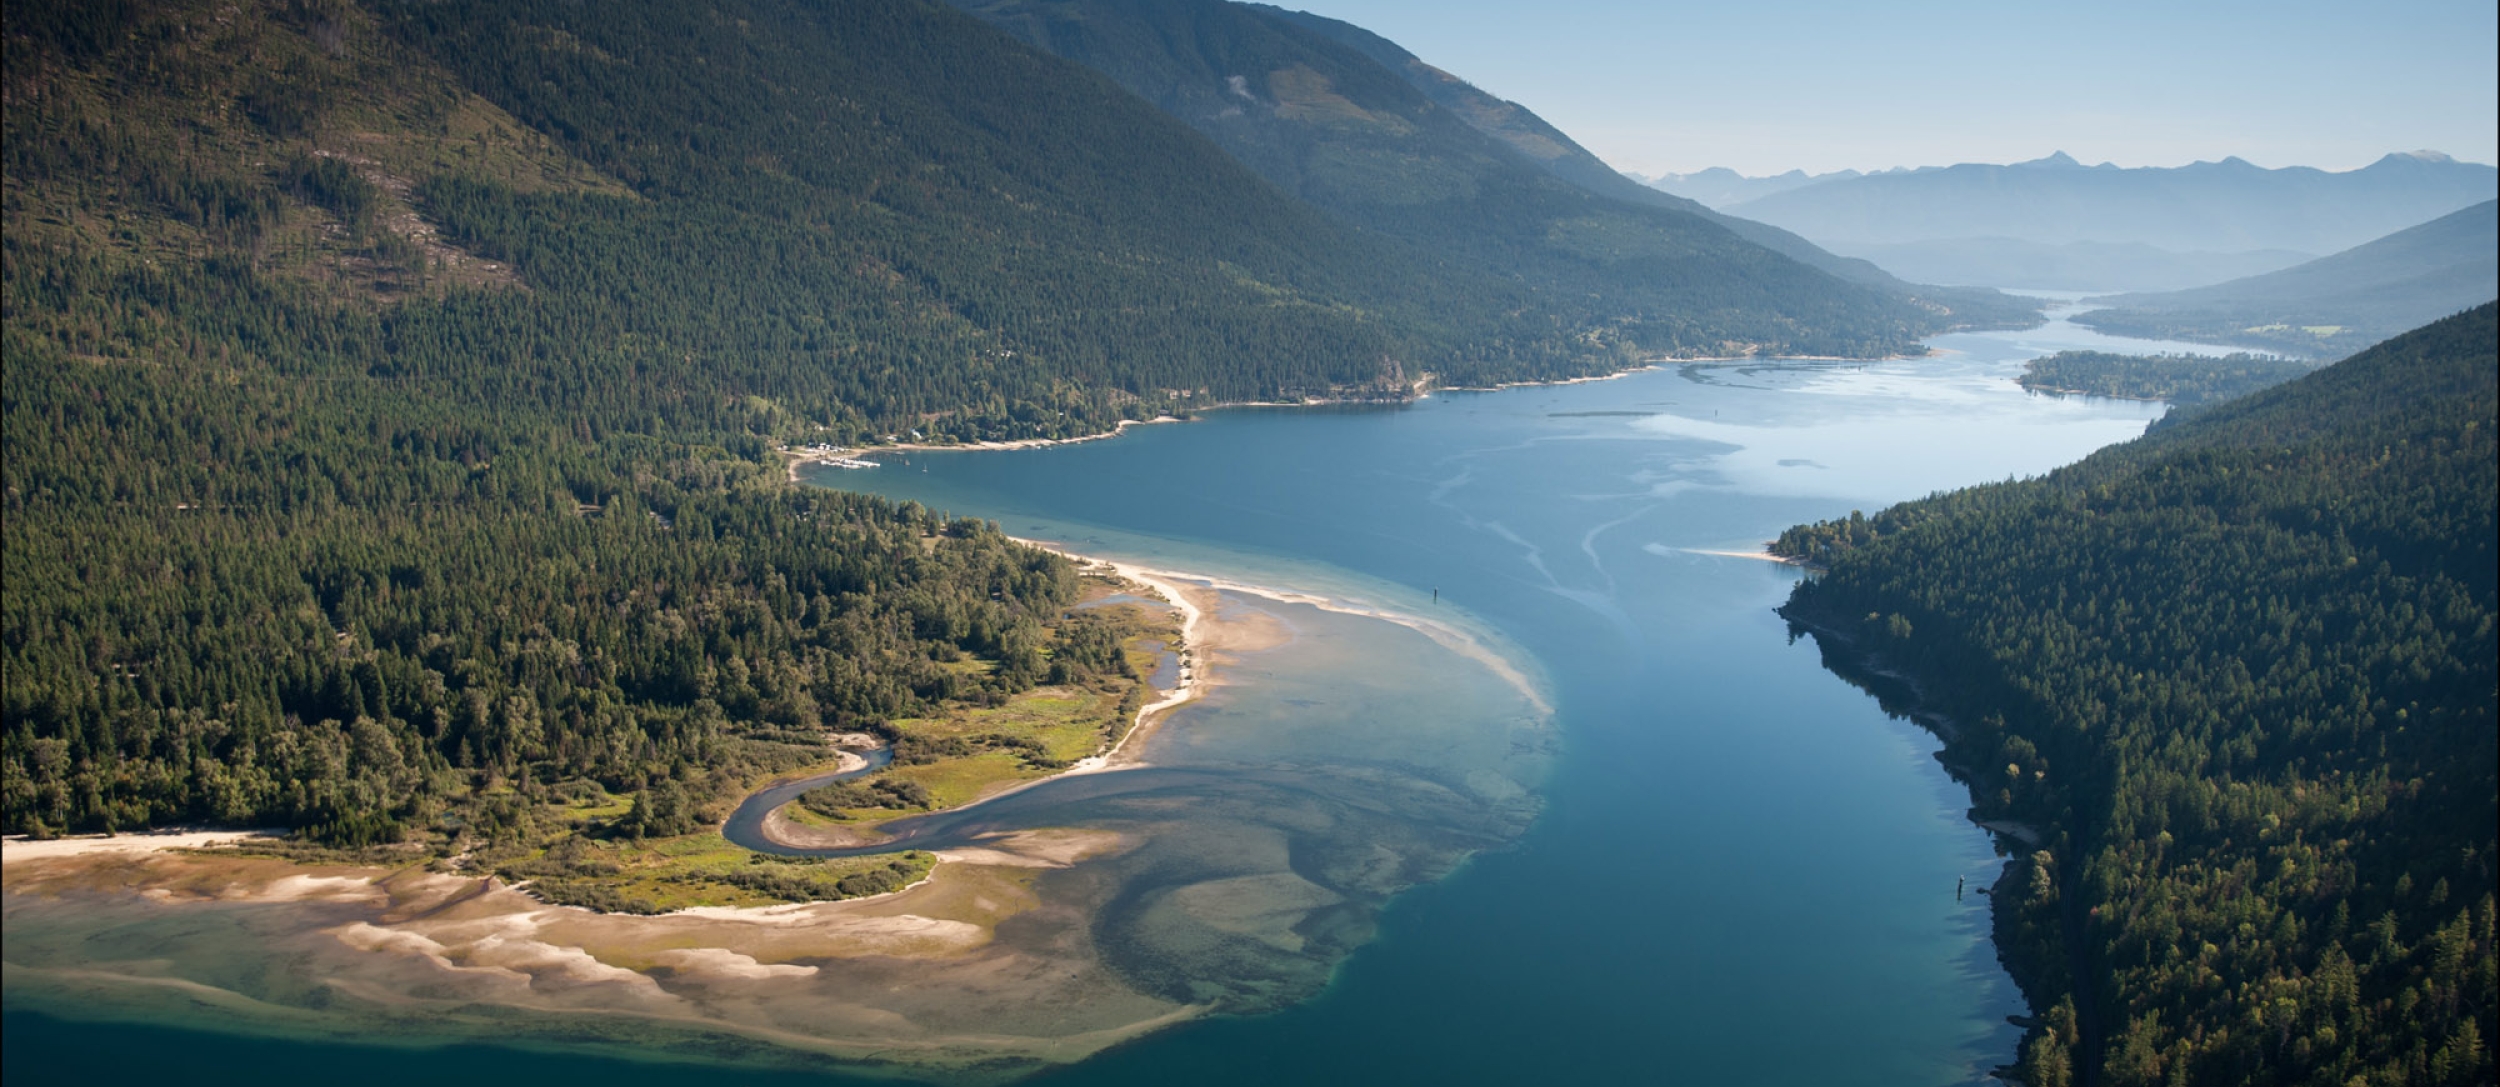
left=4, top=833, right=1185, bottom=1082
left=2, top=827, right=286, bottom=864
left=1043, top=556, right=1207, bottom=774
left=1017, top=539, right=1551, bottom=719
left=1774, top=603, right=2061, bottom=1073
left=728, top=538, right=1550, bottom=857
left=781, top=415, right=1185, bottom=479
left=1150, top=567, right=1552, bottom=717
left=2015, top=381, right=2171, bottom=404
left=782, top=347, right=1945, bottom=479
left=1681, top=546, right=1811, bottom=567
left=733, top=551, right=1215, bottom=852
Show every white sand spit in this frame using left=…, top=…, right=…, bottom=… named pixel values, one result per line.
left=2, top=828, right=284, bottom=864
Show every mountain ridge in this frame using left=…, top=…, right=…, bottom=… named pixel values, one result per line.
left=945, top=0, right=2034, bottom=348
left=2076, top=200, right=2500, bottom=356
left=1242, top=2, right=2035, bottom=313
left=1723, top=150, right=2498, bottom=254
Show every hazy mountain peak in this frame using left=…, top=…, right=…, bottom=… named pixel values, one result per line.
left=2015, top=151, right=2081, bottom=169
left=2371, top=149, right=2462, bottom=170
left=1640, top=165, right=1862, bottom=208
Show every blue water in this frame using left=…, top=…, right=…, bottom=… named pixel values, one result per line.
left=3, top=308, right=2173, bottom=1084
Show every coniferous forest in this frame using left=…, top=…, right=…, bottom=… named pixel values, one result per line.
left=2, top=0, right=1950, bottom=847
left=1776, top=305, right=2498, bottom=1086
left=10, top=0, right=2492, bottom=1080
left=2018, top=351, right=2320, bottom=412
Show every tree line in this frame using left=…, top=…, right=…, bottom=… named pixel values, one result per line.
left=1775, top=306, right=2497, bottom=1086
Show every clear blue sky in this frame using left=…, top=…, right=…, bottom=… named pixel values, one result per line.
left=1281, top=0, right=2500, bottom=176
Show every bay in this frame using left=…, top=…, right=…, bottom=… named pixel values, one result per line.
left=5, top=302, right=2190, bottom=1083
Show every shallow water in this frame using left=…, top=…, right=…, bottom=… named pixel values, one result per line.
left=5, top=305, right=2183, bottom=1084
left=3, top=591, right=1546, bottom=1082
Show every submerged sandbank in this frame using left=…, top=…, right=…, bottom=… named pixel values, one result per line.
left=1014, top=540, right=1551, bottom=718
left=5, top=549, right=1556, bottom=1082
left=3, top=829, right=1172, bottom=1083
left=742, top=539, right=1551, bottom=845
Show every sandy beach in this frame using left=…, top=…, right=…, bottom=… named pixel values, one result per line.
left=3, top=830, right=1181, bottom=1083
left=1019, top=540, right=1548, bottom=714
left=1129, top=563, right=1551, bottom=716
left=783, top=345, right=1937, bottom=483
left=1682, top=546, right=1809, bottom=566
left=1025, top=551, right=1214, bottom=774
left=4, top=524, right=1552, bottom=1084
left=2, top=827, right=285, bottom=864
left=781, top=415, right=1185, bottom=481
left=730, top=551, right=1227, bottom=842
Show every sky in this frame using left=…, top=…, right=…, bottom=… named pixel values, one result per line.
left=1281, top=0, right=2499, bottom=177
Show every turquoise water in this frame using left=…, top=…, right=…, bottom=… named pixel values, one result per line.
left=4, top=306, right=2175, bottom=1084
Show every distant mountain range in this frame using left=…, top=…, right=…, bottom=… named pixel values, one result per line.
left=2076, top=200, right=2500, bottom=357
left=1639, top=166, right=1896, bottom=209
left=1653, top=152, right=2496, bottom=292
left=1726, top=151, right=2497, bottom=253
left=2, top=0, right=2040, bottom=875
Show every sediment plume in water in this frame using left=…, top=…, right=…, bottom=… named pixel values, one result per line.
left=3, top=587, right=1553, bottom=1083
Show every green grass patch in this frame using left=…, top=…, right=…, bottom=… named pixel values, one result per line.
left=887, top=750, right=1037, bottom=809
left=504, top=832, right=935, bottom=913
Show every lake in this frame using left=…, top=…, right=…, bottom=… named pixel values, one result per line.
left=3, top=303, right=2187, bottom=1084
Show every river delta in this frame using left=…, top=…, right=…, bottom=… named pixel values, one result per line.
left=7, top=304, right=2200, bottom=1085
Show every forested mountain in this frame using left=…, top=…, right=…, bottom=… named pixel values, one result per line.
left=943, top=0, right=2033, bottom=353
left=1728, top=150, right=2499, bottom=255
left=1243, top=2, right=2008, bottom=303
left=5, top=0, right=2002, bottom=847
left=5, top=0, right=1195, bottom=841
left=1254, top=2, right=1676, bottom=207
left=1774, top=307, right=2498, bottom=1086
left=1249, top=4, right=2041, bottom=315
left=2078, top=201, right=2500, bottom=357
left=3, top=0, right=2067, bottom=917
